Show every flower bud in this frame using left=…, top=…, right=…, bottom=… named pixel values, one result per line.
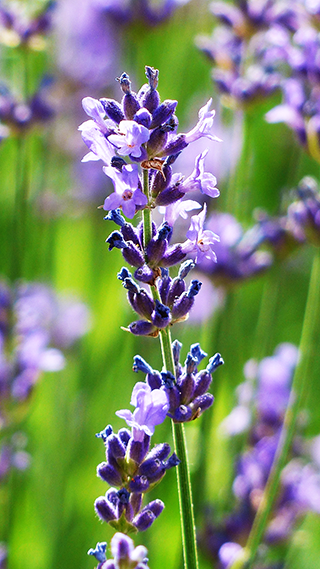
left=100, top=98, right=124, bottom=123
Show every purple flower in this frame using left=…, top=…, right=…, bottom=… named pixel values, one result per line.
left=103, top=164, right=148, bottom=218
left=79, top=121, right=115, bottom=165
left=108, top=120, right=150, bottom=158
left=160, top=197, right=201, bottom=226
left=184, top=99, right=221, bottom=144
left=116, top=382, right=168, bottom=441
left=183, top=204, right=220, bottom=263
left=181, top=150, right=220, bottom=198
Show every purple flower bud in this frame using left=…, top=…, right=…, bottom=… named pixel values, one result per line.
left=146, top=370, right=162, bottom=390
left=158, top=134, right=188, bottom=158
left=172, top=340, right=183, bottom=366
left=207, top=353, right=224, bottom=373
left=117, top=73, right=141, bottom=120
left=133, top=355, right=153, bottom=374
left=164, top=453, right=180, bottom=469
left=128, top=320, right=157, bottom=336
left=128, top=439, right=149, bottom=465
left=179, top=374, right=195, bottom=404
left=171, top=293, right=194, bottom=321
left=100, top=98, right=124, bottom=123
left=154, top=184, right=185, bottom=207
left=151, top=300, right=171, bottom=328
left=96, top=424, right=113, bottom=442
left=174, top=405, right=193, bottom=422
left=129, top=474, right=150, bottom=493
left=193, top=370, right=212, bottom=398
left=146, top=223, right=171, bottom=266
left=121, top=224, right=141, bottom=248
left=139, top=457, right=162, bottom=478
left=145, top=443, right=171, bottom=462
left=134, top=290, right=155, bottom=320
left=118, top=429, right=131, bottom=447
left=104, top=208, right=125, bottom=226
left=150, top=100, right=178, bottom=129
left=158, top=270, right=171, bottom=304
left=106, top=231, right=127, bottom=251
left=95, top=496, right=116, bottom=522
left=139, top=66, right=160, bottom=112
left=147, top=127, right=169, bottom=157
left=150, top=163, right=172, bottom=197
left=107, top=434, right=126, bottom=460
left=97, top=462, right=123, bottom=486
left=110, top=157, right=128, bottom=171
left=130, top=492, right=143, bottom=515
left=87, top=542, right=107, bottom=563
left=122, top=242, right=145, bottom=268
left=161, top=244, right=186, bottom=267
left=117, top=267, right=131, bottom=281
left=190, top=343, right=207, bottom=364
left=192, top=393, right=214, bottom=415
left=178, top=260, right=195, bottom=279
left=134, top=265, right=157, bottom=284
left=134, top=108, right=152, bottom=129
left=167, top=277, right=186, bottom=306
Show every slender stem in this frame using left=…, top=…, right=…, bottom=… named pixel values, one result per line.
left=142, top=169, right=199, bottom=569
left=229, top=248, right=320, bottom=569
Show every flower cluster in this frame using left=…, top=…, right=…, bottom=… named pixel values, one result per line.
left=0, top=1, right=55, bottom=50
left=200, top=343, right=320, bottom=567
left=133, top=341, right=224, bottom=423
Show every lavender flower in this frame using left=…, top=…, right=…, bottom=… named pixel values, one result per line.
left=88, top=533, right=150, bottom=569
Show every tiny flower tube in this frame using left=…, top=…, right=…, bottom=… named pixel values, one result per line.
left=87, top=542, right=107, bottom=563
left=151, top=300, right=171, bottom=328
left=122, top=242, right=145, bottom=268
left=118, top=73, right=141, bottom=120
left=171, top=280, right=202, bottom=321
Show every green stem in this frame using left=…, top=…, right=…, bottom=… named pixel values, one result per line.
left=229, top=248, right=320, bottom=569
left=142, top=169, right=199, bottom=569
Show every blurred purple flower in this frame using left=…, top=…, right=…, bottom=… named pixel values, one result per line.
left=183, top=204, right=220, bottom=263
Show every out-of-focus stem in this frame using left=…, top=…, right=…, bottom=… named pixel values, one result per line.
left=229, top=247, right=320, bottom=569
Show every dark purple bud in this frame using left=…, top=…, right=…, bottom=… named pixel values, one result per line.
left=192, top=393, right=214, bottom=416
left=146, top=223, right=171, bottom=266
left=161, top=371, right=175, bottom=388
left=138, top=66, right=160, bottom=112
left=174, top=405, right=193, bottom=422
left=104, top=208, right=125, bottom=226
left=107, top=434, right=126, bottom=460
left=144, top=499, right=164, bottom=518
left=164, top=453, right=180, bottom=469
left=121, top=223, right=141, bottom=248
left=150, top=100, right=177, bottom=129
left=161, top=245, right=186, bottom=267
left=134, top=108, right=152, bottom=128
left=128, top=475, right=150, bottom=493
left=158, top=134, right=188, bottom=158
left=100, top=98, right=124, bottom=124
left=187, top=280, right=202, bottom=297
left=118, top=73, right=141, bottom=120
left=87, top=542, right=107, bottom=564
left=154, top=184, right=185, bottom=207
left=122, top=277, right=140, bottom=294
left=180, top=374, right=195, bottom=404
left=135, top=290, right=155, bottom=319
left=171, top=293, right=194, bottom=320
left=97, top=462, right=122, bottom=486
left=106, top=231, right=127, bottom=251
left=95, top=424, right=113, bottom=442
left=117, top=267, right=131, bottom=281
left=106, top=488, right=118, bottom=505
left=117, top=488, right=130, bottom=504
left=122, top=242, right=145, bottom=268
left=207, top=353, right=224, bottom=374
left=166, top=385, right=181, bottom=415
left=151, top=163, right=172, bottom=197
left=184, top=354, right=197, bottom=375
left=128, top=439, right=148, bottom=464
left=146, top=370, right=162, bottom=390
left=158, top=270, right=171, bottom=305
left=151, top=300, right=171, bottom=328
left=118, top=428, right=131, bottom=447
left=147, top=127, right=169, bottom=157
left=193, top=370, right=212, bottom=398
left=167, top=277, right=186, bottom=306
left=133, top=355, right=153, bottom=374
left=139, top=457, right=162, bottom=478
left=145, top=443, right=171, bottom=462
left=172, top=340, right=182, bottom=366
left=133, top=510, right=156, bottom=532
left=130, top=492, right=143, bottom=515
left=128, top=320, right=157, bottom=336
left=134, top=265, right=156, bottom=284
left=94, top=496, right=116, bottom=522
left=179, top=260, right=195, bottom=279
left=190, top=343, right=207, bottom=364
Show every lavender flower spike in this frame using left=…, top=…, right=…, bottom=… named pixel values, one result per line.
left=116, top=383, right=168, bottom=442
left=184, top=99, right=222, bottom=144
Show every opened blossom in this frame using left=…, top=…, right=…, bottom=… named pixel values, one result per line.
left=108, top=120, right=150, bottom=158
left=102, top=164, right=148, bottom=218
left=184, top=99, right=222, bottom=144
left=116, top=382, right=168, bottom=442
left=180, top=150, right=220, bottom=198
left=183, top=204, right=220, bottom=263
